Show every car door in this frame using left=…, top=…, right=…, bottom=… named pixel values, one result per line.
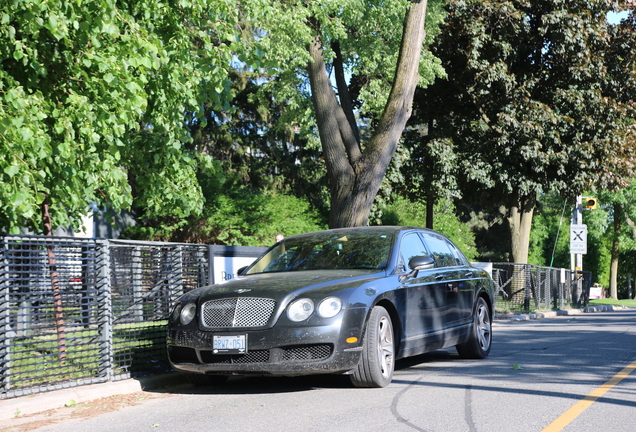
left=419, top=232, right=463, bottom=328
left=397, top=232, right=448, bottom=354
left=446, top=240, right=477, bottom=326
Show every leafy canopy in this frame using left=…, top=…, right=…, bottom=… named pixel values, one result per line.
left=0, top=0, right=244, bottom=233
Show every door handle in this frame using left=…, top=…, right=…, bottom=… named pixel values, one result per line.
left=435, top=274, right=444, bottom=281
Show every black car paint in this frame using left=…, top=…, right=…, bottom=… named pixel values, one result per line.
left=167, top=226, right=494, bottom=377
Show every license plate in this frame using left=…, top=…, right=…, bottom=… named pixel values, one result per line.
left=212, top=335, right=247, bottom=354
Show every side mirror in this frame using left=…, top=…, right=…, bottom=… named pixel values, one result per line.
left=408, top=256, right=435, bottom=271
left=237, top=266, right=248, bottom=276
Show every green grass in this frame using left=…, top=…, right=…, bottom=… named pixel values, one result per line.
left=588, top=298, right=636, bottom=307
left=7, top=321, right=170, bottom=390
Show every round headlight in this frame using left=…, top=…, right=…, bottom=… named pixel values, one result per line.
left=317, top=297, right=342, bottom=318
left=287, top=298, right=314, bottom=322
left=180, top=302, right=197, bottom=325
left=171, top=304, right=183, bottom=322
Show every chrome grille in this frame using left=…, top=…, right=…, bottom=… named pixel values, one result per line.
left=201, top=297, right=276, bottom=328
left=281, top=344, right=333, bottom=361
left=200, top=350, right=270, bottom=364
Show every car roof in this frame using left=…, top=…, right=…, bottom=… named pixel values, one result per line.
left=283, top=226, right=437, bottom=240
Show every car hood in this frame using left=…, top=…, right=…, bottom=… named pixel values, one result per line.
left=183, top=269, right=385, bottom=304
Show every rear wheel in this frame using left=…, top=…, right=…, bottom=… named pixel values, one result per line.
left=456, top=297, right=492, bottom=359
left=350, top=306, right=395, bottom=388
left=183, top=373, right=229, bottom=387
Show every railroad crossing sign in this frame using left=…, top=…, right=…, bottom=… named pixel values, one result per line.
left=570, top=224, right=587, bottom=255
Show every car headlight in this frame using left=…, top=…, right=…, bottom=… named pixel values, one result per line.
left=317, top=297, right=342, bottom=318
left=287, top=298, right=314, bottom=322
left=171, top=304, right=183, bottom=322
left=180, top=302, right=197, bottom=325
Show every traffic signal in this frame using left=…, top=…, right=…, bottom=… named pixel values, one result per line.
left=583, top=197, right=598, bottom=210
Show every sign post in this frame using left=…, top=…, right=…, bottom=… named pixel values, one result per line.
left=570, top=196, right=585, bottom=306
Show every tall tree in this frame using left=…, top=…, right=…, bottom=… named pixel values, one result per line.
left=0, top=0, right=243, bottom=234
left=189, top=68, right=329, bottom=215
left=428, top=0, right=636, bottom=263
left=244, top=0, right=446, bottom=228
left=601, top=8, right=636, bottom=298
left=307, top=1, right=428, bottom=228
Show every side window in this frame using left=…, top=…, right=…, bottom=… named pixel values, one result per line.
left=421, top=233, right=458, bottom=267
left=448, top=241, right=468, bottom=266
left=398, top=233, right=431, bottom=273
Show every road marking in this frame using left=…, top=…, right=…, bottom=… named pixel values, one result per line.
left=542, top=360, right=636, bottom=432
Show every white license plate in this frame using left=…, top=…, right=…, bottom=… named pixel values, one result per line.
left=213, top=335, right=247, bottom=354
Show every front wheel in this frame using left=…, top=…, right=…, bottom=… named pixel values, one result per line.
left=350, top=306, right=395, bottom=388
left=456, top=297, right=492, bottom=359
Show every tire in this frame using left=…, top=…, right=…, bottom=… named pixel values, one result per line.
left=184, top=373, right=229, bottom=387
left=350, top=306, right=395, bottom=388
left=456, top=297, right=492, bottom=359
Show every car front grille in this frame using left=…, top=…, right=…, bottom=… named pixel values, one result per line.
left=281, top=344, right=333, bottom=362
left=169, top=346, right=199, bottom=364
left=200, top=350, right=271, bottom=364
left=197, top=344, right=334, bottom=365
left=200, top=297, right=276, bottom=328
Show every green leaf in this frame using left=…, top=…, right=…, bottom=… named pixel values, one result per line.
left=4, top=165, right=20, bottom=178
left=11, top=191, right=29, bottom=206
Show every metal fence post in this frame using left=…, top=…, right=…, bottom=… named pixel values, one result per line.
left=208, top=245, right=216, bottom=286
left=171, top=246, right=184, bottom=302
left=131, top=247, right=143, bottom=322
left=1, top=238, right=12, bottom=394
left=523, top=264, right=530, bottom=313
left=96, top=239, right=113, bottom=382
left=197, top=247, right=208, bottom=288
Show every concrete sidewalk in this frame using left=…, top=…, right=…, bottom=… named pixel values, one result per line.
left=0, top=304, right=630, bottom=422
left=0, top=373, right=184, bottom=422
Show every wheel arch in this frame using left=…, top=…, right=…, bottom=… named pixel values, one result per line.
left=372, top=298, right=402, bottom=356
left=477, top=285, right=494, bottom=322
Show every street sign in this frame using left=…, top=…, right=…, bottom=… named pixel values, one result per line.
left=570, top=224, right=587, bottom=255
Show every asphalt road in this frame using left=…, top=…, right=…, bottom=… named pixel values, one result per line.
left=7, top=308, right=636, bottom=432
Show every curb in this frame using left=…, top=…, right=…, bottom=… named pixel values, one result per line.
left=495, top=304, right=630, bottom=323
left=0, top=373, right=183, bottom=421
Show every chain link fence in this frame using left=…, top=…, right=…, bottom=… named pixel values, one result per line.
left=492, top=263, right=592, bottom=314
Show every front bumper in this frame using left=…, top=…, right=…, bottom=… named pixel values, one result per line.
left=167, top=310, right=366, bottom=376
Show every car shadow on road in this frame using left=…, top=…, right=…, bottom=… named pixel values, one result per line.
left=149, top=350, right=460, bottom=396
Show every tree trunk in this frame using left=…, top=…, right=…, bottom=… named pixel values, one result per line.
left=609, top=202, right=621, bottom=300
left=42, top=199, right=67, bottom=360
left=307, top=0, right=428, bottom=228
left=426, top=191, right=434, bottom=229
left=507, top=193, right=537, bottom=264
left=625, top=214, right=636, bottom=300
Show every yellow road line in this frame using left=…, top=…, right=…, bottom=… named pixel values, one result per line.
left=542, top=360, right=636, bottom=432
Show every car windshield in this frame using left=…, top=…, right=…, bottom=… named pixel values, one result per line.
left=246, top=230, right=394, bottom=274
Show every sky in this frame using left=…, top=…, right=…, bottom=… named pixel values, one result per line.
left=607, top=10, right=630, bottom=24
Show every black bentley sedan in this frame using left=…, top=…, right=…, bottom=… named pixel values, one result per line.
left=167, top=226, right=494, bottom=388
